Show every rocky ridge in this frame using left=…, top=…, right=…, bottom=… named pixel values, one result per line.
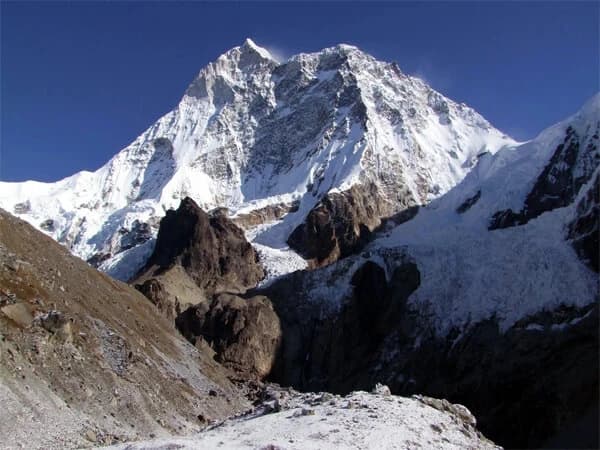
left=135, top=197, right=264, bottom=295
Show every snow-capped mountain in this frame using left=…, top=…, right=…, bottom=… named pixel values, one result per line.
left=0, top=39, right=514, bottom=279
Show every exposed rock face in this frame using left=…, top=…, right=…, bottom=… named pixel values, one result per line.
left=490, top=125, right=599, bottom=230
left=12, top=200, right=30, bottom=214
left=139, top=197, right=264, bottom=295
left=231, top=201, right=299, bottom=229
left=118, top=219, right=153, bottom=251
left=39, top=218, right=55, bottom=232
left=371, top=302, right=599, bottom=449
left=567, top=171, right=599, bottom=271
left=134, top=278, right=186, bottom=319
left=255, top=258, right=421, bottom=393
left=176, top=293, right=282, bottom=379
left=456, top=190, right=481, bottom=213
left=131, top=200, right=281, bottom=380
left=287, top=183, right=416, bottom=267
left=86, top=218, right=158, bottom=269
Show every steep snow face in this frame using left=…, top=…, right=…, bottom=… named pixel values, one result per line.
left=0, top=39, right=514, bottom=278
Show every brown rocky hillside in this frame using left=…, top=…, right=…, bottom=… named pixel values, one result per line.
left=0, top=208, right=249, bottom=449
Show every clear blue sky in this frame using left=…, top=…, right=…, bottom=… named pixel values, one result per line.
left=1, top=1, right=598, bottom=182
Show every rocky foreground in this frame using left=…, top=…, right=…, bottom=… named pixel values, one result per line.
left=0, top=209, right=250, bottom=449
left=106, top=385, right=499, bottom=450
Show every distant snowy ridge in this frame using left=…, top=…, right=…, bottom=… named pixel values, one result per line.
left=0, top=38, right=513, bottom=279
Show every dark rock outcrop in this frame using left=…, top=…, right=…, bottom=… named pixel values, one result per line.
left=231, top=201, right=300, bottom=229
left=257, top=258, right=421, bottom=393
left=134, top=278, right=185, bottom=319
left=140, top=197, right=264, bottom=295
left=12, top=201, right=30, bottom=215
left=489, top=208, right=527, bottom=229
left=39, top=219, right=55, bottom=232
left=374, top=302, right=599, bottom=449
left=456, top=190, right=481, bottom=214
left=118, top=220, right=153, bottom=251
left=287, top=183, right=415, bottom=267
left=86, top=219, right=157, bottom=270
left=87, top=252, right=112, bottom=268
left=176, top=293, right=281, bottom=379
left=490, top=125, right=599, bottom=230
left=567, top=171, right=599, bottom=271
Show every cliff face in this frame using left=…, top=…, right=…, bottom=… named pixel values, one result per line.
left=489, top=123, right=599, bottom=230
left=139, top=197, right=264, bottom=294
left=132, top=198, right=278, bottom=380
left=238, top=97, right=600, bottom=449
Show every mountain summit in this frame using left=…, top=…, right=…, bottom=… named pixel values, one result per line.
left=1, top=40, right=514, bottom=278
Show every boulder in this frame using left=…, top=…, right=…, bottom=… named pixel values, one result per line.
left=35, top=310, right=67, bottom=333
left=1, top=302, right=33, bottom=328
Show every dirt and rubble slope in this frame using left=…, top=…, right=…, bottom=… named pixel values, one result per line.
left=0, top=208, right=250, bottom=449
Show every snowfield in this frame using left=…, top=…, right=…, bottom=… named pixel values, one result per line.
left=105, top=389, right=499, bottom=450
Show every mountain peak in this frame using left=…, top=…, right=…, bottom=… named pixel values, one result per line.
left=334, top=43, right=361, bottom=53
left=184, top=38, right=275, bottom=99
left=238, top=38, right=274, bottom=62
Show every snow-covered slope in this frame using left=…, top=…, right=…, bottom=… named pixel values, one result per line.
left=0, top=39, right=514, bottom=279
